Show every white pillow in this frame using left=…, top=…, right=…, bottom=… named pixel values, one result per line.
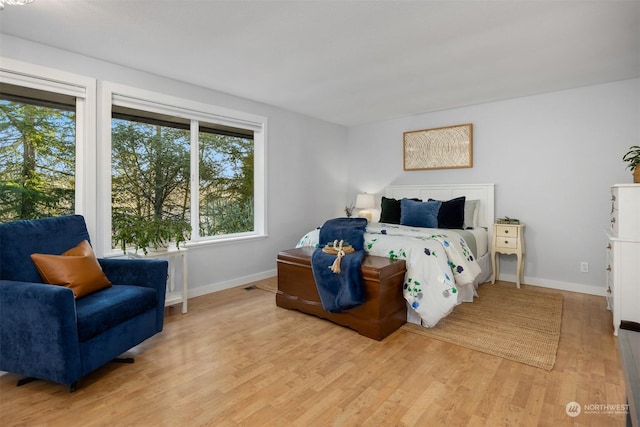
left=464, top=199, right=480, bottom=229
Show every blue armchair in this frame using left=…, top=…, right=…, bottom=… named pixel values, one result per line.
left=0, top=215, right=168, bottom=391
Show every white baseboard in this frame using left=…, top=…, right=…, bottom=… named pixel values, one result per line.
left=188, top=269, right=277, bottom=299
left=187, top=270, right=607, bottom=301
left=496, top=273, right=606, bottom=297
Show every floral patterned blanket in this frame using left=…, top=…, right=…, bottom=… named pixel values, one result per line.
left=296, top=222, right=481, bottom=327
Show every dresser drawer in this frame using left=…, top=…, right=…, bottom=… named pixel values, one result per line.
left=610, top=215, right=618, bottom=237
left=606, top=241, right=614, bottom=287
left=606, top=262, right=614, bottom=286
left=610, top=185, right=640, bottom=239
left=610, top=188, right=619, bottom=237
left=605, top=243, right=614, bottom=312
left=496, top=236, right=518, bottom=249
left=606, top=241, right=614, bottom=260
left=606, top=261, right=614, bottom=310
left=495, top=225, right=517, bottom=237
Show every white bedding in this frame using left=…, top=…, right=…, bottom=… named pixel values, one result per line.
left=467, top=228, right=488, bottom=258
left=296, top=223, right=489, bottom=327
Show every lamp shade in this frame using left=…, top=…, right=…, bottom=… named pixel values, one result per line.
left=355, top=193, right=375, bottom=209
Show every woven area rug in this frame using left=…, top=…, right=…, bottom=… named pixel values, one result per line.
left=253, top=277, right=562, bottom=370
left=402, top=282, right=563, bottom=370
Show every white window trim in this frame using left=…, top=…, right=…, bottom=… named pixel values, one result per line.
left=0, top=57, right=97, bottom=246
left=99, top=81, right=267, bottom=256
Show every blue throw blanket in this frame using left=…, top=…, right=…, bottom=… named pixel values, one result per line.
left=311, top=217, right=367, bottom=312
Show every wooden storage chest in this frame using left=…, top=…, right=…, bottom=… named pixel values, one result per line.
left=276, top=247, right=407, bottom=340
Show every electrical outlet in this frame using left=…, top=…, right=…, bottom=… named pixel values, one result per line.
left=580, top=262, right=589, bottom=273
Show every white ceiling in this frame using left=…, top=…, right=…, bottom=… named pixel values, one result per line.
left=1, top=0, right=639, bottom=126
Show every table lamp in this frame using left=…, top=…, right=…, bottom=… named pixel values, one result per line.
left=355, top=193, right=375, bottom=222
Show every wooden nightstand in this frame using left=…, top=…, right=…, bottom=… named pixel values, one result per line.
left=491, top=223, right=525, bottom=288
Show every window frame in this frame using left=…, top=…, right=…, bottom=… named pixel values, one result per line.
left=0, top=57, right=97, bottom=244
left=99, top=82, right=267, bottom=256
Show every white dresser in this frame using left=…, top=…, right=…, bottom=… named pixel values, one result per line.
left=605, top=184, right=640, bottom=336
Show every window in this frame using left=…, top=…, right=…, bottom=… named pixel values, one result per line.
left=198, top=123, right=254, bottom=237
left=0, top=84, right=76, bottom=221
left=102, top=83, right=266, bottom=253
left=111, top=108, right=191, bottom=251
left=0, top=59, right=95, bottom=234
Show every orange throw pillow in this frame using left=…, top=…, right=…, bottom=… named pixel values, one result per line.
left=31, top=240, right=112, bottom=299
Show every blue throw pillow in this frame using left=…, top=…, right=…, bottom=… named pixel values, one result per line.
left=400, top=199, right=442, bottom=228
left=379, top=196, right=421, bottom=224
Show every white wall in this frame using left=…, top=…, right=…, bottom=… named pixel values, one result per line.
left=0, top=35, right=348, bottom=295
left=4, top=34, right=638, bottom=297
left=347, top=78, right=640, bottom=295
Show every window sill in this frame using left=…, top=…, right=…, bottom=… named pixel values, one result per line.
left=185, top=232, right=268, bottom=248
left=103, top=233, right=268, bottom=258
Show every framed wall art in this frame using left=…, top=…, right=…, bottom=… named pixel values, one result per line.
left=403, top=123, right=473, bottom=170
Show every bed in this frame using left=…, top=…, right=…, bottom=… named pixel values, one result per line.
left=296, top=183, right=495, bottom=328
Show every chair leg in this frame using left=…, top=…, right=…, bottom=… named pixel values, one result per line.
left=15, top=360, right=132, bottom=392
left=16, top=377, right=37, bottom=387
left=17, top=376, right=78, bottom=393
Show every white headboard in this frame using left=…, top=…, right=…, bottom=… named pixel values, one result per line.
left=383, top=183, right=495, bottom=236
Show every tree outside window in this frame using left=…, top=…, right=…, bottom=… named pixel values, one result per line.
left=0, top=95, right=76, bottom=222
left=198, top=127, right=254, bottom=237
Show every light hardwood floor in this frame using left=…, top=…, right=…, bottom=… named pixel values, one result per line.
left=0, top=279, right=627, bottom=426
